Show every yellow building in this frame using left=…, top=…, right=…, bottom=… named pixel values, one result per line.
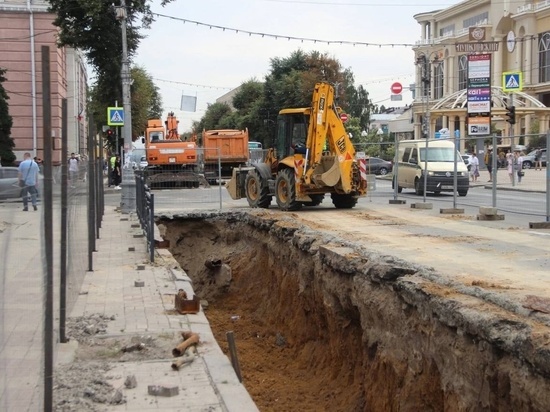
left=413, top=0, right=550, bottom=150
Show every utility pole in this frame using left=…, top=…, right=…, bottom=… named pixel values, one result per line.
left=116, top=0, right=135, bottom=213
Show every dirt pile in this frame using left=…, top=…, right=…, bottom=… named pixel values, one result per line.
left=161, top=211, right=550, bottom=411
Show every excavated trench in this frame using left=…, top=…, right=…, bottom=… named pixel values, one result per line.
left=159, top=211, right=550, bottom=412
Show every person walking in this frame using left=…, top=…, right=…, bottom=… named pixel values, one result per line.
left=515, top=151, right=525, bottom=183
left=68, top=152, right=79, bottom=187
left=506, top=152, right=514, bottom=183
left=113, top=155, right=122, bottom=189
left=109, top=154, right=117, bottom=187
left=485, top=149, right=493, bottom=182
left=470, top=153, right=480, bottom=182
left=18, top=152, right=40, bottom=211
left=534, top=148, right=542, bottom=170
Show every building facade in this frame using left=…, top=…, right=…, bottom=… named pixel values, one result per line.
left=413, top=0, right=550, bottom=150
left=0, top=0, right=87, bottom=164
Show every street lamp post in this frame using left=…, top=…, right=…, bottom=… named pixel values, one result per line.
left=116, top=0, right=135, bottom=213
left=417, top=52, right=440, bottom=203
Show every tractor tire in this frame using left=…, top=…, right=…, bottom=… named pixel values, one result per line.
left=415, top=178, right=424, bottom=196
left=392, top=177, right=403, bottom=193
left=275, top=169, right=302, bottom=211
left=331, top=193, right=358, bottom=209
left=302, top=194, right=324, bottom=207
left=245, top=169, right=272, bottom=208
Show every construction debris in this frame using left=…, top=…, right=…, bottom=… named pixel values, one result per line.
left=172, top=331, right=200, bottom=357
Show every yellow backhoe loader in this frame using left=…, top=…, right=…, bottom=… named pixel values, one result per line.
left=227, top=82, right=367, bottom=210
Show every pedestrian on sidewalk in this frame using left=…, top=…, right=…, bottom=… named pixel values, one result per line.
left=470, top=153, right=480, bottom=182
left=506, top=152, right=514, bottom=183
left=69, top=152, right=79, bottom=188
left=485, top=149, right=493, bottom=182
left=535, top=148, right=542, bottom=170
left=113, top=155, right=122, bottom=189
left=109, top=154, right=116, bottom=187
left=515, top=151, right=525, bottom=183
left=18, top=152, right=39, bottom=211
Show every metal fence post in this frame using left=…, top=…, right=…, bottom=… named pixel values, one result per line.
left=149, top=192, right=155, bottom=262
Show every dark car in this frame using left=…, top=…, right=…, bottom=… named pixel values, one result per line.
left=365, top=157, right=393, bottom=175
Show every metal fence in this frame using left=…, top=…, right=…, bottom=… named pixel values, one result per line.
left=135, top=171, right=155, bottom=262
left=0, top=151, right=100, bottom=411
left=388, top=134, right=549, bottom=223
left=141, top=136, right=548, bottom=223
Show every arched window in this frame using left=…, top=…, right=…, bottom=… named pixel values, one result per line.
left=539, top=32, right=550, bottom=83
left=458, top=55, right=468, bottom=90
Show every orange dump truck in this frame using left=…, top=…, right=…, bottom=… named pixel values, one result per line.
left=201, top=129, right=250, bottom=178
left=145, top=113, right=202, bottom=187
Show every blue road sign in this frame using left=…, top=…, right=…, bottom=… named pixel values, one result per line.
left=502, top=72, right=522, bottom=92
left=107, top=107, right=124, bottom=126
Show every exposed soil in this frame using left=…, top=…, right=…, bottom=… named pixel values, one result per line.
left=161, top=212, right=550, bottom=412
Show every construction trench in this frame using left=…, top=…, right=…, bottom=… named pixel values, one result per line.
left=158, top=210, right=550, bottom=412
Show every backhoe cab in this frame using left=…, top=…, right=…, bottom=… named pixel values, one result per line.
left=227, top=82, right=367, bottom=210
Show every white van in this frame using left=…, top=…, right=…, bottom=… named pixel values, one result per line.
left=394, top=139, right=469, bottom=196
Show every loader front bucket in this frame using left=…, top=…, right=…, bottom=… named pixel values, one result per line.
left=226, top=166, right=253, bottom=200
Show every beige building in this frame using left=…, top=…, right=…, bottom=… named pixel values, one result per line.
left=0, top=0, right=87, bottom=164
left=412, top=0, right=550, bottom=150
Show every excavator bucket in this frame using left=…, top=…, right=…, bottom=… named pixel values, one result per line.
left=312, top=156, right=341, bottom=187
left=226, top=166, right=252, bottom=200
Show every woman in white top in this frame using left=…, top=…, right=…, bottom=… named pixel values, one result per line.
left=470, top=153, right=480, bottom=182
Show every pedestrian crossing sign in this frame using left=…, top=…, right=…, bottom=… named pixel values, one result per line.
left=502, top=72, right=522, bottom=92
left=107, top=107, right=124, bottom=126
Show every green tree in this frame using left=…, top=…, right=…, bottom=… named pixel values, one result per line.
left=0, top=68, right=15, bottom=165
left=197, top=102, right=233, bottom=132
left=130, top=66, right=162, bottom=137
left=196, top=50, right=375, bottom=149
left=48, top=0, right=172, bottom=136
left=346, top=84, right=375, bottom=132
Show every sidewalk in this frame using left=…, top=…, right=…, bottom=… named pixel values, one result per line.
left=57, top=194, right=258, bottom=411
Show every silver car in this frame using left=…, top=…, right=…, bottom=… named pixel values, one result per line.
left=523, top=148, right=547, bottom=168
left=0, top=166, right=44, bottom=200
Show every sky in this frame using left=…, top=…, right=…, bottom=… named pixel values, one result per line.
left=132, top=0, right=460, bottom=132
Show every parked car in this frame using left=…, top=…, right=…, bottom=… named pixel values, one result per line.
left=130, top=149, right=147, bottom=170
left=523, top=148, right=547, bottom=168
left=0, top=166, right=43, bottom=200
left=364, top=157, right=393, bottom=175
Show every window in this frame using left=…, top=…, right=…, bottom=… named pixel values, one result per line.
left=150, top=131, right=164, bottom=142
left=439, top=24, right=455, bottom=37
left=434, top=63, right=444, bottom=99
left=419, top=148, right=457, bottom=162
left=539, top=32, right=550, bottom=83
left=458, top=55, right=468, bottom=90
left=463, top=12, right=488, bottom=28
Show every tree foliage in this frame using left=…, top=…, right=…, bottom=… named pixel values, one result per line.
left=0, top=68, right=15, bottom=165
left=130, top=66, right=162, bottom=136
left=48, top=0, right=171, bottom=137
left=197, top=50, right=375, bottom=148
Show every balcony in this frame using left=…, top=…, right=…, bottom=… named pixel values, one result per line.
left=415, top=20, right=490, bottom=46
left=517, top=1, right=550, bottom=14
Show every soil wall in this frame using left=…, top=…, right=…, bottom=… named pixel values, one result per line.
left=159, top=211, right=550, bottom=411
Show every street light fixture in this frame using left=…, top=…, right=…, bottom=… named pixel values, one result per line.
left=416, top=51, right=441, bottom=203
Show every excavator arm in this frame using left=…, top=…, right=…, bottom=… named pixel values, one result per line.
left=304, top=82, right=358, bottom=193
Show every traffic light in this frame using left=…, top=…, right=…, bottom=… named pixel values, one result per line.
left=505, top=105, right=516, bottom=125
left=106, top=128, right=114, bottom=140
